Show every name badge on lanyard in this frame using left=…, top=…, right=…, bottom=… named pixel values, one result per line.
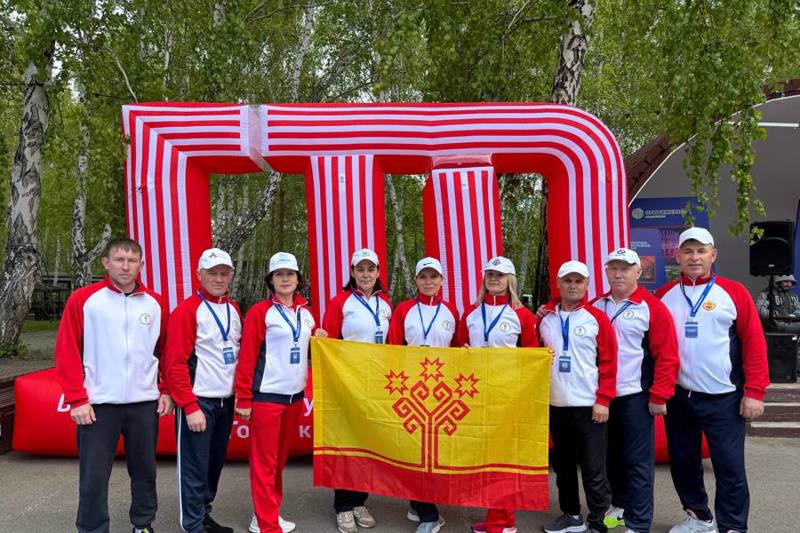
left=481, top=302, right=509, bottom=346
left=680, top=275, right=715, bottom=340
left=416, top=299, right=442, bottom=347
left=558, top=311, right=571, bottom=373
left=273, top=299, right=303, bottom=364
left=199, top=293, right=234, bottom=365
left=354, top=293, right=385, bottom=344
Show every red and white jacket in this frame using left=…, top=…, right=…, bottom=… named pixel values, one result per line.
left=165, top=290, right=243, bottom=415
left=454, top=294, right=539, bottom=348
left=539, top=301, right=618, bottom=407
left=55, top=277, right=168, bottom=407
left=591, top=287, right=680, bottom=404
left=656, top=273, right=769, bottom=400
left=234, top=294, right=316, bottom=409
left=322, top=289, right=393, bottom=342
left=387, top=292, right=460, bottom=347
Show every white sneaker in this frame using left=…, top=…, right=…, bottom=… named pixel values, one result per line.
left=337, top=511, right=358, bottom=533
left=249, top=514, right=297, bottom=533
left=669, top=513, right=718, bottom=533
left=353, top=506, right=376, bottom=528
left=406, top=508, right=447, bottom=527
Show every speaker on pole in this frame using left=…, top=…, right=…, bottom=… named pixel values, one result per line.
left=750, top=221, right=795, bottom=276
left=766, top=332, right=798, bottom=383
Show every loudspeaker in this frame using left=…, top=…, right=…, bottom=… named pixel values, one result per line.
left=750, top=221, right=795, bottom=276
left=766, top=332, right=798, bottom=383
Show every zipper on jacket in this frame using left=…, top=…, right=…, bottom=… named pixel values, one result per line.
left=123, top=294, right=130, bottom=401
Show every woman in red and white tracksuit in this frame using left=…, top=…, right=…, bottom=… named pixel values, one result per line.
left=387, top=257, right=459, bottom=533
left=454, top=256, right=539, bottom=533
left=321, top=248, right=393, bottom=533
left=234, top=252, right=316, bottom=533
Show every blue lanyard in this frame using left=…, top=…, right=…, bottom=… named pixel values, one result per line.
left=604, top=299, right=634, bottom=324
left=416, top=299, right=442, bottom=343
left=198, top=292, right=230, bottom=342
left=481, top=302, right=508, bottom=343
left=558, top=310, right=570, bottom=352
left=272, top=299, right=302, bottom=343
left=353, top=292, right=382, bottom=328
left=680, top=275, right=716, bottom=319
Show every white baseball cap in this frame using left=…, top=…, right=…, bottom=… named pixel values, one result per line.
left=604, top=247, right=641, bottom=266
left=483, top=256, right=516, bottom=275
left=351, top=248, right=379, bottom=267
left=558, top=260, right=590, bottom=279
left=679, top=227, right=714, bottom=248
left=268, top=252, right=299, bottom=274
left=198, top=248, right=234, bottom=270
left=415, top=257, right=443, bottom=277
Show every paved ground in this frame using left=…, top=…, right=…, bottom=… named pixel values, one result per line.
left=0, top=437, right=796, bottom=533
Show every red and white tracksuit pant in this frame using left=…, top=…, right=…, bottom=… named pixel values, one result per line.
left=250, top=400, right=303, bottom=533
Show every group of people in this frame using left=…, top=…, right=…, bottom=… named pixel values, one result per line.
left=54, top=225, right=769, bottom=533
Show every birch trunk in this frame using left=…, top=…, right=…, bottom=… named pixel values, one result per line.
left=550, top=0, right=595, bottom=106
left=0, top=56, right=52, bottom=346
left=71, top=118, right=111, bottom=288
left=385, top=175, right=412, bottom=298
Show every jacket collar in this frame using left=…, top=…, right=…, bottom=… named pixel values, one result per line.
left=483, top=293, right=510, bottom=306
left=103, top=275, right=144, bottom=295
left=270, top=293, right=308, bottom=309
left=351, top=287, right=383, bottom=299
left=415, top=291, right=443, bottom=306
left=680, top=271, right=714, bottom=286
left=197, top=288, right=229, bottom=304
left=598, top=285, right=646, bottom=305
left=542, top=295, right=588, bottom=314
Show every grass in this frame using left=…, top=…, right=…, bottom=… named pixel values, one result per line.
left=21, top=320, right=60, bottom=333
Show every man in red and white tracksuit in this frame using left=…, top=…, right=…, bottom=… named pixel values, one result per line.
left=539, top=260, right=617, bottom=533
left=55, top=237, right=173, bottom=533
left=165, top=248, right=242, bottom=533
left=657, top=228, right=769, bottom=533
left=592, top=248, right=679, bottom=533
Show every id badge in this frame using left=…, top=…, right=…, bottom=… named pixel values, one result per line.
left=558, top=356, right=571, bottom=373
left=374, top=330, right=384, bottom=344
left=222, top=345, right=236, bottom=365
left=684, top=320, right=699, bottom=339
left=290, top=345, right=301, bottom=365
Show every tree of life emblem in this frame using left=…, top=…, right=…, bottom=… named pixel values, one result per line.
left=385, top=357, right=480, bottom=471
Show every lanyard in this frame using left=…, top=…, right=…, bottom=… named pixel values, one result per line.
left=604, top=299, right=634, bottom=324
left=353, top=292, right=382, bottom=328
left=680, top=275, right=716, bottom=319
left=416, top=299, right=442, bottom=343
left=198, top=292, right=230, bottom=342
left=272, top=299, right=302, bottom=343
left=558, top=310, right=571, bottom=352
left=481, top=302, right=508, bottom=343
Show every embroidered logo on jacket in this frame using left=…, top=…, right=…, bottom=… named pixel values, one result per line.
left=702, top=301, right=716, bottom=311
left=139, top=313, right=152, bottom=325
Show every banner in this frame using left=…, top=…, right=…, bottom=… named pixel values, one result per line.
left=311, top=337, right=551, bottom=510
left=629, top=196, right=709, bottom=286
left=630, top=228, right=666, bottom=291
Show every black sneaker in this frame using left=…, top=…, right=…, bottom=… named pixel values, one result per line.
left=203, top=514, right=234, bottom=533
left=543, top=513, right=587, bottom=533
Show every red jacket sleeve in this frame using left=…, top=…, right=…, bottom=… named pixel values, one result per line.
left=387, top=299, right=413, bottom=345
left=718, top=278, right=770, bottom=400
left=514, top=306, right=540, bottom=347
left=233, top=301, right=268, bottom=410
left=154, top=291, right=171, bottom=395
left=454, top=303, right=476, bottom=347
left=645, top=294, right=680, bottom=404
left=586, top=306, right=618, bottom=406
left=54, top=288, right=90, bottom=408
left=445, top=301, right=461, bottom=347
left=322, top=292, right=346, bottom=339
left=164, top=298, right=200, bottom=414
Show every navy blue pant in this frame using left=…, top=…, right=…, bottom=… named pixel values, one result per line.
left=176, top=397, right=234, bottom=533
left=334, top=489, right=369, bottom=513
left=76, top=401, right=159, bottom=533
left=608, top=392, right=655, bottom=532
left=665, top=387, right=749, bottom=532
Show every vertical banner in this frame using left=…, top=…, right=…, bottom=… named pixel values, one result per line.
left=629, top=196, right=709, bottom=286
left=422, top=166, right=503, bottom=314
left=630, top=228, right=666, bottom=291
left=305, top=154, right=388, bottom=322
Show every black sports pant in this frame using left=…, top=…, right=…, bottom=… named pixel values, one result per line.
left=76, top=401, right=159, bottom=533
left=550, top=405, right=610, bottom=533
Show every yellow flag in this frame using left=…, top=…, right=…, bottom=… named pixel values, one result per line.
left=311, top=337, right=551, bottom=510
